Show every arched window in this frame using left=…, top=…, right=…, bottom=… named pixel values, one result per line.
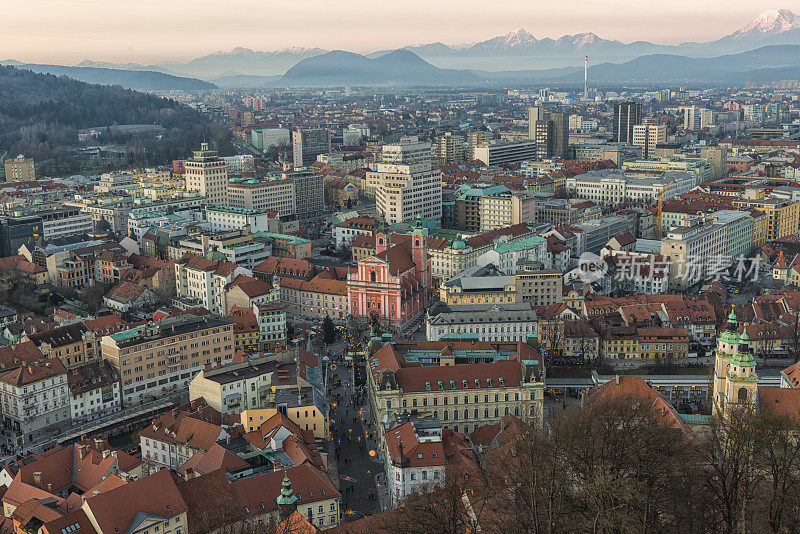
left=443, top=410, right=448, bottom=420
left=474, top=408, right=478, bottom=418
left=453, top=409, right=459, bottom=419
left=494, top=408, right=499, bottom=417
left=738, top=387, right=748, bottom=403
left=370, top=271, right=376, bottom=282
left=484, top=409, right=489, bottom=418
left=530, top=405, right=536, bottom=415
left=415, top=239, right=420, bottom=247
left=378, top=238, right=384, bottom=246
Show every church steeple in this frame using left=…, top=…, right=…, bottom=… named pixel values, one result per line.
left=276, top=474, right=298, bottom=519
left=375, top=214, right=389, bottom=254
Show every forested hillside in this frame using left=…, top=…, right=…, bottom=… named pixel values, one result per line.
left=0, top=66, right=231, bottom=175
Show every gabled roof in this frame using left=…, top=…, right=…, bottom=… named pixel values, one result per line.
left=176, top=443, right=249, bottom=478
left=84, top=469, right=187, bottom=534
left=585, top=376, right=684, bottom=430
left=26, top=322, right=90, bottom=349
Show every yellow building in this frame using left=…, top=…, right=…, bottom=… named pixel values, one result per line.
left=439, top=277, right=517, bottom=305
left=734, top=189, right=800, bottom=242
left=637, top=327, right=689, bottom=361
left=241, top=405, right=327, bottom=439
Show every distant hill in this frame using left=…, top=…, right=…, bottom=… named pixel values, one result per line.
left=0, top=62, right=215, bottom=91
left=554, top=45, right=800, bottom=84
left=0, top=65, right=224, bottom=175
left=280, top=49, right=480, bottom=87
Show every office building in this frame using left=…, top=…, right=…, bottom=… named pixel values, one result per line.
left=632, top=124, right=668, bottom=159
left=612, top=102, right=642, bottom=143
left=226, top=176, right=296, bottom=216
left=185, top=143, right=228, bottom=206
left=292, top=129, right=330, bottom=168
left=3, top=155, right=35, bottom=182
left=528, top=107, right=568, bottom=160
left=0, top=215, right=42, bottom=257
left=473, top=140, right=537, bottom=166
left=661, top=217, right=727, bottom=290
left=454, top=184, right=510, bottom=232
left=288, top=169, right=325, bottom=218
left=369, top=162, right=442, bottom=224
left=381, top=136, right=432, bottom=165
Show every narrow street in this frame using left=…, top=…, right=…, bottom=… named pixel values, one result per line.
left=327, top=356, right=381, bottom=521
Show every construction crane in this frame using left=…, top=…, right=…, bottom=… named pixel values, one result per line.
left=655, top=180, right=675, bottom=239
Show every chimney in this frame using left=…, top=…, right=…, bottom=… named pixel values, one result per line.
left=226, top=436, right=231, bottom=445
left=110, top=451, right=117, bottom=459
left=27, top=366, right=33, bottom=375
left=33, top=472, right=42, bottom=488
left=615, top=375, right=620, bottom=385
left=47, top=483, right=52, bottom=493
left=78, top=445, right=87, bottom=460
left=102, top=449, right=110, bottom=459
left=184, top=467, right=193, bottom=480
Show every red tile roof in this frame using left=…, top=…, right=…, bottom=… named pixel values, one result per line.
left=84, top=469, right=187, bottom=534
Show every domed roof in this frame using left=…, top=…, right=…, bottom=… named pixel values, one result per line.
left=451, top=234, right=468, bottom=250
left=204, top=249, right=227, bottom=261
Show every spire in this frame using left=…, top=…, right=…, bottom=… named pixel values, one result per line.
left=732, top=326, right=756, bottom=367
left=276, top=475, right=298, bottom=506
left=378, top=214, right=387, bottom=233
left=726, top=309, right=738, bottom=331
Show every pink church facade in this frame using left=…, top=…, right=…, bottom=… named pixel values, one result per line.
left=346, top=224, right=433, bottom=328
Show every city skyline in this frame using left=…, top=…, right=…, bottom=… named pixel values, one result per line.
left=0, top=0, right=792, bottom=64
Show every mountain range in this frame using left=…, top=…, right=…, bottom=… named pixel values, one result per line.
left=3, top=9, right=800, bottom=88
left=48, top=8, right=800, bottom=77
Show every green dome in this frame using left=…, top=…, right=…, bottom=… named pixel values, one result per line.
left=204, top=249, right=227, bottom=261
left=452, top=234, right=467, bottom=250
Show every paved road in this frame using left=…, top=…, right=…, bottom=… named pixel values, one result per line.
left=327, top=357, right=381, bottom=521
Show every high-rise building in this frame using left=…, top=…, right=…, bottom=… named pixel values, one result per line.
left=226, top=177, right=296, bottom=216
left=292, top=129, right=330, bottom=168
left=632, top=124, right=668, bottom=158
left=4, top=155, right=35, bottom=182
left=467, top=131, right=484, bottom=160
left=381, top=136, right=431, bottom=165
left=369, top=137, right=442, bottom=224
left=433, top=132, right=466, bottom=164
left=528, top=107, right=568, bottom=160
left=288, top=169, right=325, bottom=219
left=185, top=143, right=228, bottom=206
left=612, top=102, right=642, bottom=143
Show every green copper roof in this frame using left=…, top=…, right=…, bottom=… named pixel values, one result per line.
left=731, top=327, right=756, bottom=367
left=451, top=234, right=467, bottom=250
left=276, top=475, right=298, bottom=505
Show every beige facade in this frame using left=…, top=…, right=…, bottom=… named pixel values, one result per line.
left=226, top=177, right=296, bottom=216
left=241, top=406, right=327, bottom=439
left=102, top=314, right=235, bottom=405
left=369, top=162, right=443, bottom=224
left=478, top=191, right=536, bottom=232
left=514, top=269, right=562, bottom=306
left=184, top=143, right=228, bottom=206
left=4, top=155, right=35, bottom=181
left=632, top=124, right=667, bottom=158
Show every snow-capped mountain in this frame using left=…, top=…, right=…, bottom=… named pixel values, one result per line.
left=731, top=9, right=799, bottom=38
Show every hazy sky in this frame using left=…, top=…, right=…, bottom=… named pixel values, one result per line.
left=1, top=0, right=789, bottom=64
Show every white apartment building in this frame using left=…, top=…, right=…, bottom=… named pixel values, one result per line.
left=385, top=418, right=447, bottom=508
left=67, top=360, right=122, bottom=423
left=185, top=143, right=228, bottom=206
left=478, top=191, right=536, bottom=232
left=661, top=217, right=727, bottom=290
left=600, top=249, right=670, bottom=294
left=204, top=206, right=276, bottom=233
left=631, top=124, right=667, bottom=159
left=94, top=171, right=138, bottom=193
left=174, top=254, right=251, bottom=315
left=253, top=302, right=288, bottom=352
left=0, top=358, right=70, bottom=450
